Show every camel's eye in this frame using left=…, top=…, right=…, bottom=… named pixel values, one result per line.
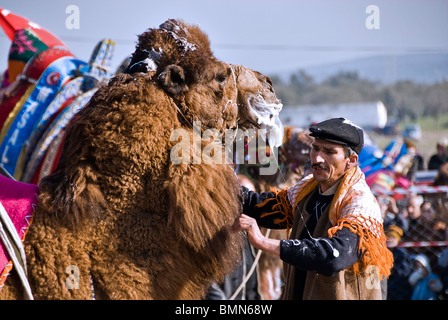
left=216, top=73, right=227, bottom=83
left=217, top=67, right=231, bottom=84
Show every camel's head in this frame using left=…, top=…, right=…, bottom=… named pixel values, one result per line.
left=231, top=64, right=284, bottom=148
left=127, top=20, right=283, bottom=148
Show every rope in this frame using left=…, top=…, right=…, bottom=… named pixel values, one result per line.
left=229, top=229, right=271, bottom=300
left=171, top=100, right=192, bottom=127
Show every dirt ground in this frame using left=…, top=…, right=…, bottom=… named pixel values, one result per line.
left=369, top=129, right=448, bottom=168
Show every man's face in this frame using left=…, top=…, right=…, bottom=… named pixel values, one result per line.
left=310, top=139, right=356, bottom=192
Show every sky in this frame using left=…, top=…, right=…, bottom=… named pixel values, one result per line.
left=1, top=0, right=447, bottom=77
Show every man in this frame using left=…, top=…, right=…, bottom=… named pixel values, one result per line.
left=233, top=117, right=393, bottom=300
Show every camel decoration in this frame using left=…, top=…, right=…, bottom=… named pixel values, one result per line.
left=0, top=18, right=284, bottom=299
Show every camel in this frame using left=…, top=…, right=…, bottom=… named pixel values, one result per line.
left=0, top=19, right=283, bottom=299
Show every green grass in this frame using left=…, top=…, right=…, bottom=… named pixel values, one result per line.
left=399, top=114, right=448, bottom=131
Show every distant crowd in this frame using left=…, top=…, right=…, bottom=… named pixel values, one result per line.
left=377, top=138, right=448, bottom=300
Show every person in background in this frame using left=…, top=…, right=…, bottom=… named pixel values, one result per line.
left=434, top=162, right=448, bottom=186
left=385, top=225, right=413, bottom=300
left=437, top=247, right=448, bottom=300
left=409, top=254, right=443, bottom=300
left=403, top=139, right=424, bottom=181
left=428, top=139, right=448, bottom=170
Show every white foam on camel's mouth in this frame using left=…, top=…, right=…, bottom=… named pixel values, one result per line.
left=262, top=116, right=284, bottom=149
left=249, top=97, right=284, bottom=149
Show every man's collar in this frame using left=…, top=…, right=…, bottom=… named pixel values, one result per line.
left=319, top=177, right=343, bottom=196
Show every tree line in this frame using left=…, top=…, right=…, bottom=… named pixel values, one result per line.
left=269, top=70, right=448, bottom=128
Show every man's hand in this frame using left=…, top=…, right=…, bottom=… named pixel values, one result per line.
left=232, top=214, right=281, bottom=256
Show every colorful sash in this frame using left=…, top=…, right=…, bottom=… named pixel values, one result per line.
left=22, top=88, right=97, bottom=183
left=18, top=76, right=87, bottom=170
left=0, top=56, right=86, bottom=178
left=0, top=85, right=32, bottom=130
left=34, top=127, right=66, bottom=184
left=0, top=47, right=73, bottom=133
left=0, top=85, right=35, bottom=141
left=18, top=39, right=115, bottom=179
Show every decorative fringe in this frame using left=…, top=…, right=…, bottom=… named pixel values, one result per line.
left=328, top=215, right=394, bottom=279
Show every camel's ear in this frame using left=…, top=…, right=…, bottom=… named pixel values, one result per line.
left=158, top=64, right=189, bottom=95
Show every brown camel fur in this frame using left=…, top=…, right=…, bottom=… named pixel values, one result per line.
left=0, top=19, right=283, bottom=299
